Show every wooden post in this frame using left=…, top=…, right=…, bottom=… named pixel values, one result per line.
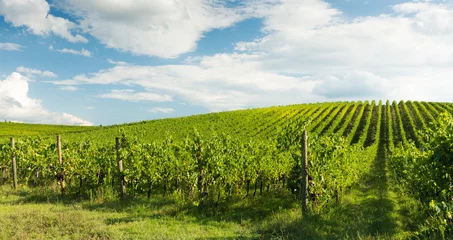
left=57, top=135, right=65, bottom=194
left=116, top=137, right=125, bottom=199
left=11, top=138, right=17, bottom=190
left=57, top=135, right=62, bottom=164
left=196, top=142, right=205, bottom=208
left=301, top=130, right=308, bottom=215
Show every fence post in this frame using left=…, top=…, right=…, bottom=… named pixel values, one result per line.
left=57, top=135, right=62, bottom=164
left=116, top=137, right=125, bottom=199
left=301, top=130, right=308, bottom=215
left=11, top=137, right=17, bottom=190
left=57, top=135, right=65, bottom=194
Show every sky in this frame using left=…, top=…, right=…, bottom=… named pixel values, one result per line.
left=1, top=0, right=453, bottom=126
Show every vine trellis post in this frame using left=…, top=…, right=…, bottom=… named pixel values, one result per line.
left=11, top=137, right=17, bottom=190
left=116, top=137, right=126, bottom=199
left=301, top=130, right=308, bottom=216
left=57, top=135, right=66, bottom=194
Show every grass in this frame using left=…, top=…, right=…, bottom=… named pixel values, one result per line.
left=0, top=183, right=422, bottom=239
left=0, top=186, right=301, bottom=239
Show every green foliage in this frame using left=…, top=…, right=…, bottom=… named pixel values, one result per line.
left=409, top=100, right=427, bottom=129
left=417, top=101, right=436, bottom=125
left=400, top=101, right=421, bottom=146
left=276, top=116, right=378, bottom=207
left=393, top=100, right=408, bottom=146
left=386, top=100, right=394, bottom=150
left=357, top=100, right=374, bottom=146
left=337, top=102, right=361, bottom=137
left=0, top=122, right=98, bottom=141
left=389, top=112, right=453, bottom=237
left=2, top=100, right=453, bottom=238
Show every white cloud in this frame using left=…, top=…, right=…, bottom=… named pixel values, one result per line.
left=313, top=70, right=390, bottom=99
left=83, top=106, right=95, bottom=110
left=148, top=107, right=175, bottom=114
left=97, top=89, right=173, bottom=102
left=60, top=0, right=248, bottom=58
left=49, top=54, right=319, bottom=111
left=235, top=1, right=453, bottom=71
left=393, top=2, right=453, bottom=36
left=231, top=1, right=453, bottom=101
left=47, top=0, right=453, bottom=110
left=42, top=71, right=56, bottom=77
left=0, top=42, right=22, bottom=51
left=107, top=59, right=128, bottom=66
left=56, top=48, right=92, bottom=57
left=16, top=66, right=57, bottom=78
left=250, top=0, right=341, bottom=33
left=59, top=86, right=78, bottom=91
left=54, top=113, right=92, bottom=126
left=0, top=72, right=92, bottom=126
left=0, top=0, right=87, bottom=43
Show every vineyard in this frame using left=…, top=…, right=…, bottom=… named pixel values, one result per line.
left=1, top=100, right=453, bottom=239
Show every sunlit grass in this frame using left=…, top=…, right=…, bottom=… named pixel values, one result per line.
left=0, top=173, right=423, bottom=240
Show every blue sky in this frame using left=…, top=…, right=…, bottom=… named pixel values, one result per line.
left=1, top=0, right=453, bottom=126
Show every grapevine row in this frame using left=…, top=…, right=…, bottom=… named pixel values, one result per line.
left=393, top=101, right=408, bottom=146
left=415, top=101, right=435, bottom=125
left=336, top=102, right=361, bottom=137
left=386, top=100, right=394, bottom=150
left=400, top=101, right=421, bottom=146
left=356, top=101, right=374, bottom=146
left=315, top=103, right=349, bottom=136
left=346, top=101, right=367, bottom=144
left=324, top=102, right=356, bottom=135
left=408, top=101, right=426, bottom=129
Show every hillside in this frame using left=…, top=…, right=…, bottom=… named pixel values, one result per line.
left=2, top=100, right=452, bottom=146
left=0, top=122, right=98, bottom=140
left=2, top=100, right=453, bottom=239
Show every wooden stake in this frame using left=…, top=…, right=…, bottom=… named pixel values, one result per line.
left=57, top=135, right=65, bottom=194
left=57, top=135, right=62, bottom=165
left=301, top=130, right=308, bottom=215
left=116, top=137, right=125, bottom=199
left=11, top=138, right=17, bottom=190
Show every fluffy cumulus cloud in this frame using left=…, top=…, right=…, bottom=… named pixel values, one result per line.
left=0, top=0, right=87, bottom=42
left=9, top=0, right=453, bottom=116
left=313, top=71, right=391, bottom=99
left=42, top=0, right=453, bottom=111
left=59, top=0, right=246, bottom=58
left=51, top=53, right=319, bottom=111
left=231, top=0, right=453, bottom=101
left=0, top=72, right=92, bottom=125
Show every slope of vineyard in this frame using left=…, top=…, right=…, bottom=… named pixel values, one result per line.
left=0, top=100, right=448, bottom=198
left=1, top=101, right=449, bottom=145
left=2, top=100, right=453, bottom=239
left=0, top=122, right=98, bottom=140
left=0, top=101, right=442, bottom=144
